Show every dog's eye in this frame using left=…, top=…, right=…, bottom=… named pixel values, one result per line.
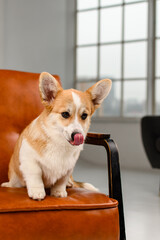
left=61, top=112, right=70, bottom=119
left=81, top=113, right=88, bottom=120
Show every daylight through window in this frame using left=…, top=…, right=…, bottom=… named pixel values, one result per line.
left=75, top=0, right=159, bottom=118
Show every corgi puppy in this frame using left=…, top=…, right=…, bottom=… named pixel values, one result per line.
left=1, top=72, right=112, bottom=200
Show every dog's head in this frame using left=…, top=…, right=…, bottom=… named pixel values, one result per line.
left=39, top=72, right=112, bottom=146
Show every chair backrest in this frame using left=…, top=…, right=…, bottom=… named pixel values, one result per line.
left=0, top=70, right=60, bottom=184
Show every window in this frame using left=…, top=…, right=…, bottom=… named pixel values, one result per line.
left=75, top=0, right=159, bottom=118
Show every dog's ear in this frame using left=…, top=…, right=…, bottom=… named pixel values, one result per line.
left=86, top=79, right=112, bottom=110
left=39, top=72, right=62, bottom=105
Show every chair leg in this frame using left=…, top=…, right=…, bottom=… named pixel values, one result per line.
left=104, top=139, right=126, bottom=240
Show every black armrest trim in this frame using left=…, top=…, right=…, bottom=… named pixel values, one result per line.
left=84, top=134, right=126, bottom=240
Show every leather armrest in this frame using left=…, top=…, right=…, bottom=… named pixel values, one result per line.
left=85, top=132, right=110, bottom=145
left=86, top=132, right=110, bottom=139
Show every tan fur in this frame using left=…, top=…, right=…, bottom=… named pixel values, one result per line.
left=8, top=133, right=24, bottom=185
left=49, top=89, right=93, bottom=125
left=8, top=109, right=51, bottom=184
left=69, top=175, right=84, bottom=188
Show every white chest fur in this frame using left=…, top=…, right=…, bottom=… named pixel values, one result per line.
left=40, top=139, right=81, bottom=185
left=19, top=137, right=82, bottom=187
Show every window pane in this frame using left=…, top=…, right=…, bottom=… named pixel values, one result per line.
left=77, top=11, right=98, bottom=45
left=100, top=44, right=121, bottom=79
left=156, top=40, right=160, bottom=77
left=76, top=82, right=96, bottom=91
left=100, top=7, right=122, bottom=43
left=123, top=80, right=146, bottom=116
left=100, top=0, right=122, bottom=6
left=124, top=42, right=147, bottom=78
left=76, top=47, right=97, bottom=81
left=77, top=0, right=98, bottom=10
left=100, top=81, right=121, bottom=116
left=155, top=80, right=160, bottom=114
left=156, top=1, right=160, bottom=37
left=124, top=3, right=148, bottom=41
left=125, top=0, right=144, bottom=3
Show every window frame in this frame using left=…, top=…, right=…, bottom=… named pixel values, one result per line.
left=74, top=0, right=158, bottom=120
left=155, top=0, right=160, bottom=114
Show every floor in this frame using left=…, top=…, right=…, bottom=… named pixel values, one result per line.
left=73, top=160, right=160, bottom=240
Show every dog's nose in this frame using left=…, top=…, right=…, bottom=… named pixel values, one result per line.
left=71, top=132, right=79, bottom=141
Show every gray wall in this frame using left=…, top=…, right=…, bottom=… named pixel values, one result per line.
left=0, top=0, right=5, bottom=67
left=0, top=0, right=150, bottom=170
left=81, top=120, right=150, bottom=170
left=0, top=0, right=75, bottom=89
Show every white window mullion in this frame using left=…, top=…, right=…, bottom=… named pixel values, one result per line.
left=120, top=0, right=125, bottom=117
left=147, top=0, right=156, bottom=114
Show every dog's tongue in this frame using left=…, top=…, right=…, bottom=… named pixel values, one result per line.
left=70, top=133, right=84, bottom=146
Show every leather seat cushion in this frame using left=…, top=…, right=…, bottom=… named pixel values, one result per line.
left=0, top=187, right=118, bottom=212
left=0, top=187, right=119, bottom=240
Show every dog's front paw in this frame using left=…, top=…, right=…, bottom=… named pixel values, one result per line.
left=51, top=188, right=67, bottom=198
left=28, top=187, right=46, bottom=200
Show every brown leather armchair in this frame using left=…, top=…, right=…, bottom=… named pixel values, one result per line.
left=0, top=70, right=126, bottom=240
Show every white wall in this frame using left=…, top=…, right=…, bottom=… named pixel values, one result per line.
left=0, top=0, right=4, bottom=67
left=0, top=0, right=75, bottom=89
left=80, top=120, right=151, bottom=171
left=0, top=0, right=151, bottom=171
